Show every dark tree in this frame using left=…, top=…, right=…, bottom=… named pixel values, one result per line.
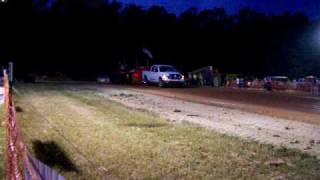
left=0, top=0, right=317, bottom=79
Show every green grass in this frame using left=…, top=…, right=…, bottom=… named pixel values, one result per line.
left=8, top=84, right=320, bottom=179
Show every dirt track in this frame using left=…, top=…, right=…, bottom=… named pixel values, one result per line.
left=89, top=85, right=320, bottom=158
left=127, top=86, right=320, bottom=125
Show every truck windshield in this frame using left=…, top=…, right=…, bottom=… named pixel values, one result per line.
left=159, top=66, right=177, bottom=72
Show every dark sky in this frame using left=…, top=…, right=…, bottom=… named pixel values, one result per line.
left=120, top=0, right=320, bottom=20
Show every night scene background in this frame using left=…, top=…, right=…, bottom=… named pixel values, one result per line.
left=0, top=0, right=320, bottom=80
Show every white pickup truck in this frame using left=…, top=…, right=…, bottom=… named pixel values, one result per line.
left=142, top=65, right=185, bottom=87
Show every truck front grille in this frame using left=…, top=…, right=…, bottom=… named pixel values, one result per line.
left=169, top=74, right=182, bottom=80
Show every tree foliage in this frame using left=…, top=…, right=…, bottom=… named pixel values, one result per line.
left=0, top=0, right=318, bottom=79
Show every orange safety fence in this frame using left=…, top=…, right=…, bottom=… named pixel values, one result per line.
left=3, top=72, right=38, bottom=180
left=3, top=72, right=65, bottom=180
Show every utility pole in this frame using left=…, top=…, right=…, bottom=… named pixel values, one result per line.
left=9, top=62, right=13, bottom=84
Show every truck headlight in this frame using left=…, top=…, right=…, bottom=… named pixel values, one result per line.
left=181, top=75, right=185, bottom=80
left=162, top=75, right=169, bottom=81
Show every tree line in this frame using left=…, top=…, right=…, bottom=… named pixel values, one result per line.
left=0, top=0, right=319, bottom=79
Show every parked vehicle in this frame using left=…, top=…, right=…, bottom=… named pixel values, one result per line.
left=97, top=74, right=111, bottom=84
left=264, top=76, right=288, bottom=91
left=188, top=66, right=223, bottom=87
left=142, top=65, right=185, bottom=87
left=131, top=66, right=149, bottom=84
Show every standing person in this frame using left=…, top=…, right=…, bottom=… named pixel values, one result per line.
left=264, top=77, right=272, bottom=91
left=311, top=77, right=318, bottom=96
left=236, top=78, right=240, bottom=88
left=199, top=73, right=204, bottom=87
left=292, top=79, right=297, bottom=90
left=226, top=79, right=230, bottom=87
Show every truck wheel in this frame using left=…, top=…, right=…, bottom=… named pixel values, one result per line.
left=158, top=78, right=165, bottom=88
left=143, top=76, right=149, bottom=85
left=182, top=82, right=188, bottom=88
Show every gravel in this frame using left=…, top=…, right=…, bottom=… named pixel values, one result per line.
left=96, top=87, right=320, bottom=158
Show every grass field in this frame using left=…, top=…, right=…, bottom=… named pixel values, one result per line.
left=3, top=84, right=319, bottom=179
